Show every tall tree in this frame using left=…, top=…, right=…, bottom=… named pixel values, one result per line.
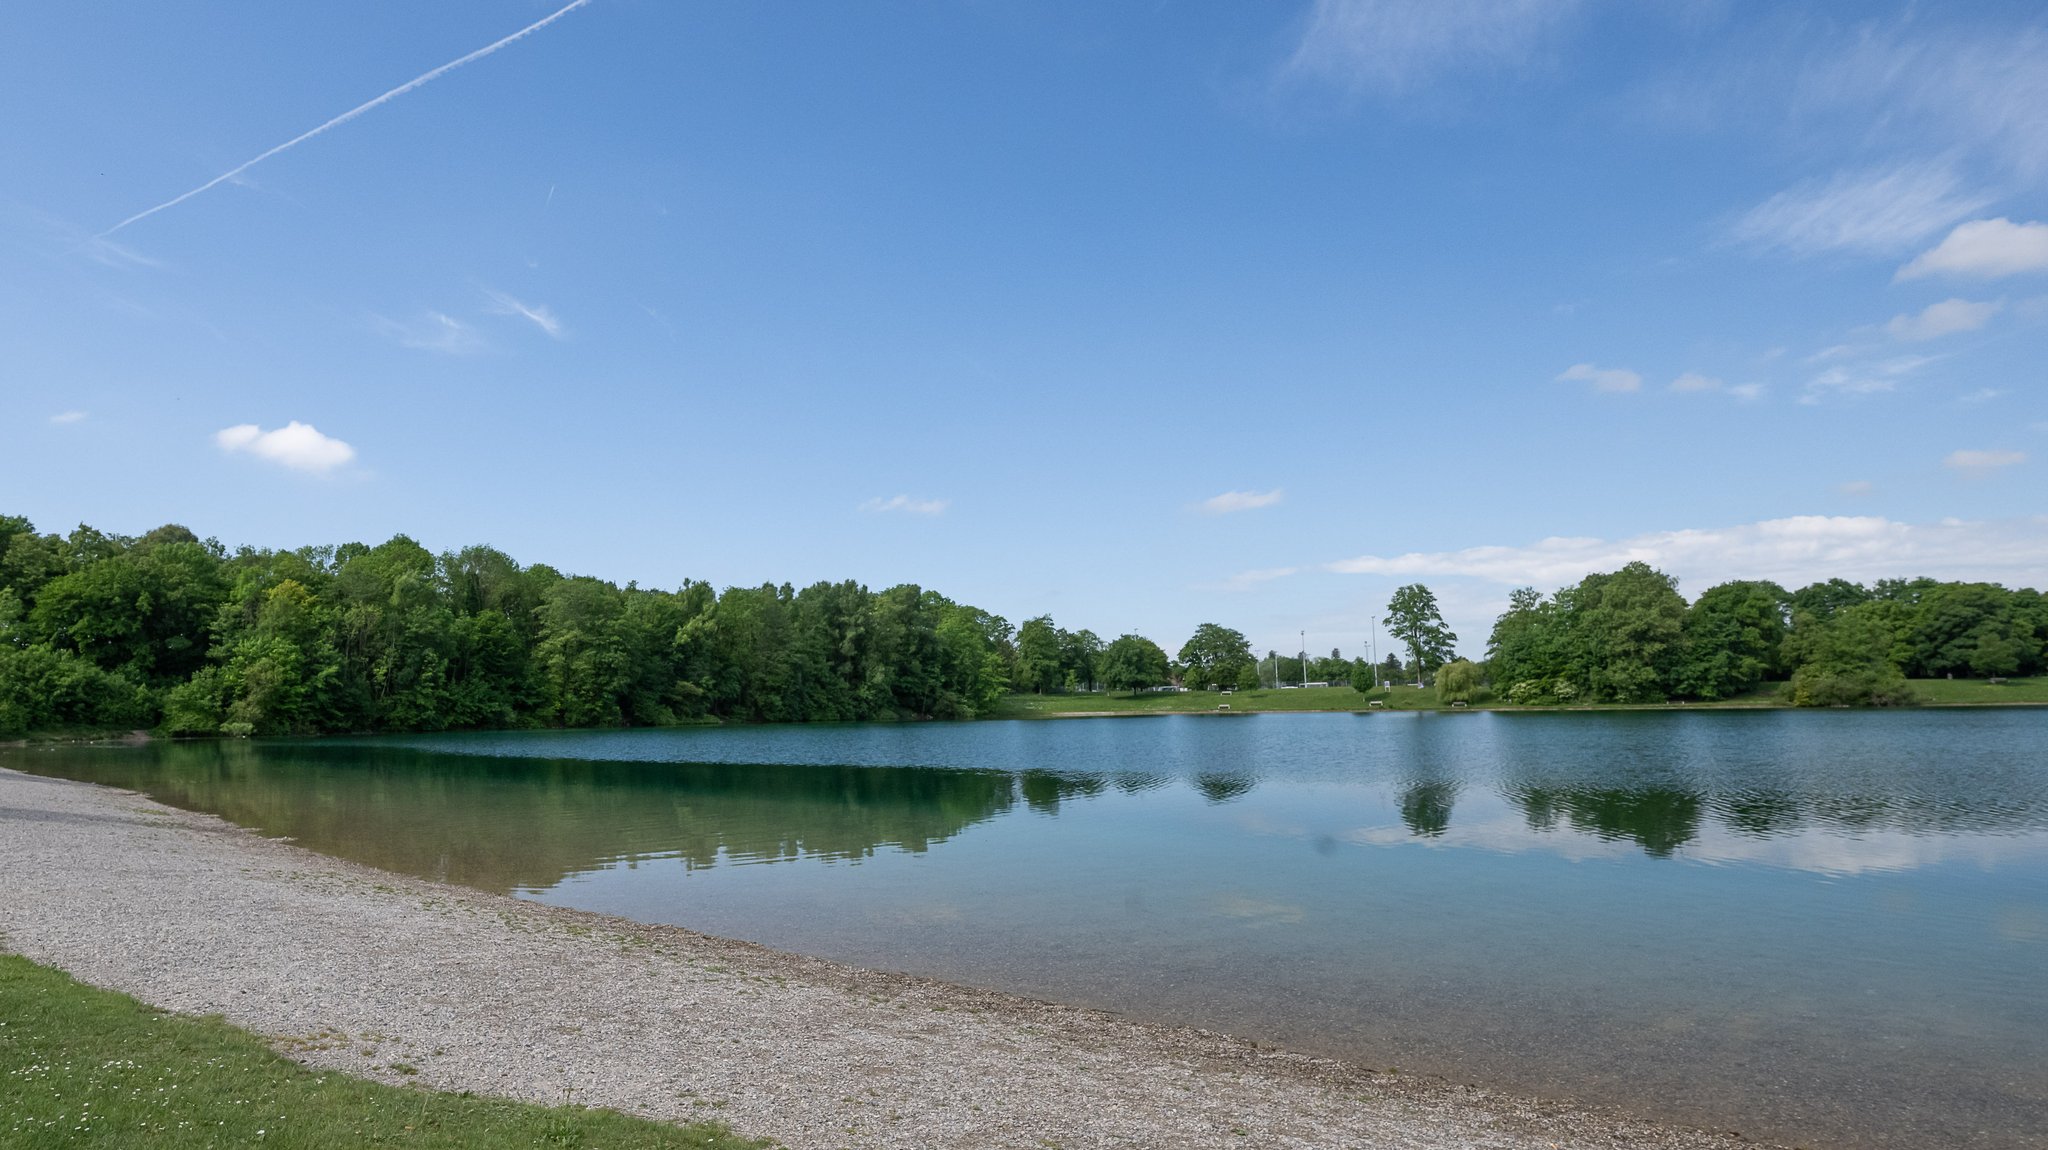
left=1177, top=623, right=1252, bottom=690
left=1384, top=584, right=1456, bottom=685
left=1677, top=580, right=1790, bottom=700
left=1098, top=634, right=1169, bottom=695
left=1013, top=615, right=1064, bottom=693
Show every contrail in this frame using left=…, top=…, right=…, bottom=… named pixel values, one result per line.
left=100, top=0, right=593, bottom=237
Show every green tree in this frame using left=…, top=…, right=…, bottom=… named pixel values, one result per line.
left=1098, top=634, right=1169, bottom=695
left=1783, top=604, right=1915, bottom=706
left=1013, top=615, right=1064, bottom=693
left=1177, top=623, right=1252, bottom=690
left=1385, top=584, right=1456, bottom=684
left=1435, top=659, right=1480, bottom=704
left=1676, top=580, right=1789, bottom=700
left=1569, top=562, right=1687, bottom=703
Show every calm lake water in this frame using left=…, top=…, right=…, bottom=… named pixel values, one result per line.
left=9, top=710, right=2047, bottom=1149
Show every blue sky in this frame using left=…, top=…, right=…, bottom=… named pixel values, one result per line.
left=4, top=0, right=2045, bottom=657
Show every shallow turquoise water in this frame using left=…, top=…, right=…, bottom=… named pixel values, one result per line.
left=10, top=710, right=2046, bottom=1148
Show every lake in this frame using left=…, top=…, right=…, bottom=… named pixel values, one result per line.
left=8, top=709, right=2045, bottom=1148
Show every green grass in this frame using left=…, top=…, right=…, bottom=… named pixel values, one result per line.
left=1901, top=676, right=2048, bottom=705
left=990, top=677, right=2048, bottom=717
left=0, top=954, right=767, bottom=1149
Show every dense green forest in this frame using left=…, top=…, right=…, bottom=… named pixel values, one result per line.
left=3, top=516, right=2046, bottom=737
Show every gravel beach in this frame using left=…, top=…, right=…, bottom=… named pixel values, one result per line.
left=0, top=765, right=1774, bottom=1150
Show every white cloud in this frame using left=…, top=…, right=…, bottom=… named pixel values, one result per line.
left=859, top=495, right=948, bottom=516
left=483, top=289, right=564, bottom=338
left=1897, top=218, right=2048, bottom=281
left=1285, top=0, right=1581, bottom=92
left=1730, top=164, right=1990, bottom=256
left=1960, top=388, right=2003, bottom=404
left=1944, top=449, right=2026, bottom=472
left=1669, top=372, right=1722, bottom=393
left=1728, top=382, right=1765, bottom=401
left=1556, top=362, right=1641, bottom=393
left=1802, top=354, right=1935, bottom=403
left=49, top=410, right=87, bottom=424
left=1794, top=21, right=2048, bottom=180
left=1325, top=514, right=2048, bottom=592
left=378, top=311, right=487, bottom=355
left=1886, top=297, right=2003, bottom=340
left=214, top=421, right=355, bottom=473
left=1837, top=480, right=1874, bottom=496
left=1200, top=489, right=1285, bottom=514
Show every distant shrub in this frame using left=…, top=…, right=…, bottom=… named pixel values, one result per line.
left=0, top=645, right=151, bottom=737
left=1435, top=660, right=1480, bottom=705
left=1788, top=666, right=1917, bottom=707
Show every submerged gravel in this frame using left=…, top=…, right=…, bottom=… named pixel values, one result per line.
left=0, top=766, right=1776, bottom=1149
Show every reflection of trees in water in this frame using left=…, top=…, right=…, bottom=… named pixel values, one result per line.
left=1020, top=770, right=1105, bottom=815
left=1399, top=781, right=1459, bottom=837
left=1509, top=785, right=1702, bottom=857
left=1194, top=772, right=1256, bottom=804
left=1112, top=771, right=1170, bottom=795
left=1390, top=716, right=1463, bottom=838
left=49, top=741, right=1020, bottom=894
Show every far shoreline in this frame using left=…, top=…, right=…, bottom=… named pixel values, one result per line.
left=7, top=679, right=2048, bottom=748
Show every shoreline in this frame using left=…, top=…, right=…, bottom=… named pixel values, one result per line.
left=8, top=690, right=2048, bottom=747
left=0, top=765, right=1775, bottom=1150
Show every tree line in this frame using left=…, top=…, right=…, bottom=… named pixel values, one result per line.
left=4, top=515, right=2045, bottom=737
left=0, top=516, right=1035, bottom=737
left=1389, top=564, right=2047, bottom=707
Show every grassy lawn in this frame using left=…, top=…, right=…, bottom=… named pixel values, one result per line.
left=1903, top=676, right=2048, bottom=705
left=0, top=955, right=766, bottom=1149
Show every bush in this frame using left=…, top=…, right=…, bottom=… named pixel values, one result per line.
left=1788, top=665, right=1917, bottom=707
left=0, top=644, right=152, bottom=736
left=1435, top=659, right=1481, bottom=705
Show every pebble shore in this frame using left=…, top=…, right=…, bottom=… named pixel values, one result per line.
left=0, top=766, right=1774, bottom=1150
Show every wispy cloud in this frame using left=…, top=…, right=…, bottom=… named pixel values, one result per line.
left=100, top=0, right=593, bottom=237
left=215, top=421, right=355, bottom=473
left=1802, top=354, right=1935, bottom=403
left=1886, top=297, right=2003, bottom=340
left=483, top=290, right=563, bottom=338
left=1837, top=480, right=1874, bottom=496
left=49, top=410, right=88, bottom=425
left=1730, top=164, right=1990, bottom=257
left=1556, top=362, right=1640, bottom=393
left=1200, top=489, right=1284, bottom=514
left=1212, top=566, right=1301, bottom=592
left=375, top=311, right=488, bottom=355
left=859, top=495, right=948, bottom=516
left=1897, top=218, right=2048, bottom=281
left=1944, top=449, right=2026, bottom=473
left=1960, top=388, right=2003, bottom=404
left=1669, top=372, right=1722, bottom=393
left=1284, top=0, right=1581, bottom=93
left=1326, top=514, right=2048, bottom=591
left=1793, top=19, right=2048, bottom=179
